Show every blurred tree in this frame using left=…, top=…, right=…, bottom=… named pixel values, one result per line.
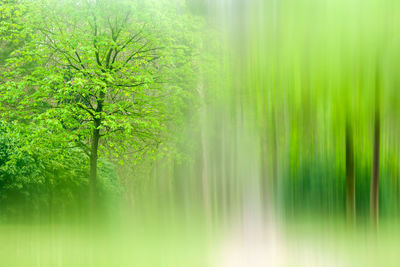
left=346, top=117, right=355, bottom=222
left=370, top=69, right=380, bottom=227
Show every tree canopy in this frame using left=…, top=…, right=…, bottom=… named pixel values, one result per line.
left=0, top=0, right=202, bottom=211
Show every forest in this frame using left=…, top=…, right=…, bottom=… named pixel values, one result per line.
left=1, top=0, right=400, bottom=266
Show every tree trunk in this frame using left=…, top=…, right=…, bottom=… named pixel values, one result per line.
left=200, top=98, right=211, bottom=227
left=345, top=119, right=355, bottom=223
left=272, top=107, right=278, bottom=202
left=89, top=119, right=101, bottom=208
left=370, top=106, right=380, bottom=227
left=370, top=72, right=380, bottom=228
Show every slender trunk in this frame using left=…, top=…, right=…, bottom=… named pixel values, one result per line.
left=370, top=106, right=380, bottom=227
left=89, top=119, right=100, bottom=208
left=198, top=79, right=211, bottom=226
left=272, top=107, right=278, bottom=201
left=259, top=136, right=268, bottom=211
left=200, top=105, right=211, bottom=226
left=90, top=89, right=105, bottom=206
left=345, top=119, right=355, bottom=222
left=370, top=71, right=380, bottom=228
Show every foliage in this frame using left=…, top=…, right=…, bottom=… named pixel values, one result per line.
left=0, top=121, right=85, bottom=217
left=0, top=119, right=123, bottom=219
left=0, top=0, right=200, bottom=208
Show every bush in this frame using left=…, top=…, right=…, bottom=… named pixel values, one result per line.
left=0, top=121, right=121, bottom=221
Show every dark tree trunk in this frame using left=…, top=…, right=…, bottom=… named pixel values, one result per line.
left=370, top=106, right=380, bottom=227
left=89, top=90, right=105, bottom=208
left=345, top=119, right=355, bottom=222
left=370, top=71, right=380, bottom=228
left=89, top=119, right=101, bottom=208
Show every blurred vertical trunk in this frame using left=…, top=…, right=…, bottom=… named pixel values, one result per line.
left=260, top=105, right=279, bottom=216
left=370, top=71, right=380, bottom=228
left=272, top=107, right=278, bottom=198
left=199, top=81, right=212, bottom=226
left=345, top=118, right=355, bottom=222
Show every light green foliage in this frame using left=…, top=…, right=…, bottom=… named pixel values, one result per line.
left=0, top=0, right=201, bottom=214
left=0, top=120, right=124, bottom=218
left=2, top=0, right=162, bottom=155
left=0, top=120, right=85, bottom=217
left=1, top=0, right=198, bottom=162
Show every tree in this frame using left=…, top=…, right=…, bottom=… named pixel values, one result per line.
left=345, top=116, right=355, bottom=222
left=1, top=0, right=186, bottom=204
left=370, top=69, right=380, bottom=228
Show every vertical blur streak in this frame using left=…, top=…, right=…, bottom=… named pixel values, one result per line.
left=371, top=68, right=381, bottom=228
left=346, top=117, right=355, bottom=223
